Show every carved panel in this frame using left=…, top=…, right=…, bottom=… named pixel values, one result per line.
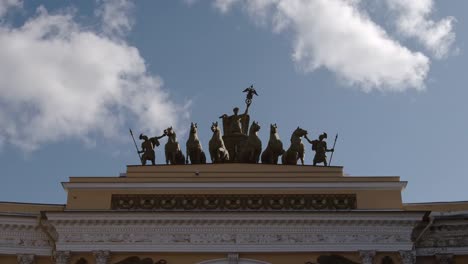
left=111, top=194, right=357, bottom=211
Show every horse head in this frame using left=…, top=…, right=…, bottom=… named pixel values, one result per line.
left=270, top=123, right=278, bottom=134
left=211, top=122, right=219, bottom=133
left=250, top=121, right=261, bottom=133
left=190, top=122, right=198, bottom=134
left=293, top=126, right=308, bottom=137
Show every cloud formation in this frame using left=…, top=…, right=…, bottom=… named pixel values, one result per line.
left=213, top=0, right=456, bottom=91
left=385, top=0, right=455, bottom=58
left=0, top=1, right=187, bottom=151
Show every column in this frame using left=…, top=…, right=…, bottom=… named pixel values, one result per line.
left=54, top=251, right=71, bottom=264
left=228, top=253, right=239, bottom=264
left=435, top=254, right=454, bottom=264
left=359, top=250, right=376, bottom=264
left=17, top=254, right=35, bottom=264
left=93, top=250, right=111, bottom=264
left=399, top=250, right=416, bottom=264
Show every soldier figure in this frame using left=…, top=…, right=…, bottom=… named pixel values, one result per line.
left=139, top=133, right=166, bottom=165
left=304, top=133, right=334, bottom=166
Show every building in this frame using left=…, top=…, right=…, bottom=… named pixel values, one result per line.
left=1, top=163, right=468, bottom=264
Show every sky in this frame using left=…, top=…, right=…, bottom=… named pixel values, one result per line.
left=0, top=0, right=467, bottom=205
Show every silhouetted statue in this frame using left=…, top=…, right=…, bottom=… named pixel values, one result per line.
left=139, top=132, right=166, bottom=165
left=220, top=107, right=250, bottom=161
left=261, top=123, right=285, bottom=164
left=209, top=122, right=230, bottom=163
left=164, top=127, right=185, bottom=165
left=186, top=122, right=206, bottom=164
left=239, top=121, right=262, bottom=163
left=304, top=132, right=334, bottom=166
left=282, top=127, right=307, bottom=165
left=243, top=85, right=258, bottom=106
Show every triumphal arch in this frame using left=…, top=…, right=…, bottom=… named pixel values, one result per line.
left=1, top=88, right=468, bottom=264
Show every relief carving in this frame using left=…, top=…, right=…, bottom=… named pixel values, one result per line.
left=111, top=194, right=357, bottom=211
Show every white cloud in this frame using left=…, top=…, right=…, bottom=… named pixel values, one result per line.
left=385, top=0, right=455, bottom=58
left=0, top=3, right=188, bottom=151
left=214, top=0, right=241, bottom=13
left=0, top=0, right=22, bottom=17
left=212, top=0, right=457, bottom=91
left=96, top=0, right=134, bottom=38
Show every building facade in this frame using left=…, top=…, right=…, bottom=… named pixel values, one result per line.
left=1, top=164, right=468, bottom=264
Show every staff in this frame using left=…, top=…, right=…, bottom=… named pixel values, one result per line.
left=328, top=134, right=338, bottom=166
left=129, top=129, right=141, bottom=160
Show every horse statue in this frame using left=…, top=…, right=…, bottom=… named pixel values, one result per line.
left=239, top=121, right=262, bottom=163
left=164, top=126, right=185, bottom=165
left=186, top=122, right=206, bottom=164
left=209, top=122, right=230, bottom=163
left=261, top=123, right=285, bottom=164
left=281, top=127, right=307, bottom=165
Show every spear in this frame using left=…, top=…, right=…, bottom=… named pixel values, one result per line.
left=328, top=134, right=338, bottom=166
left=129, top=129, right=141, bottom=161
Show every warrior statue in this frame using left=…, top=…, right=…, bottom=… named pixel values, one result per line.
left=304, top=132, right=334, bottom=166
left=138, top=132, right=166, bottom=165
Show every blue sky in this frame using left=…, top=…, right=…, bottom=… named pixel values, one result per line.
left=0, top=0, right=467, bottom=204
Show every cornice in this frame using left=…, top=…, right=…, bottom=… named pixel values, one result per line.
left=62, top=181, right=407, bottom=191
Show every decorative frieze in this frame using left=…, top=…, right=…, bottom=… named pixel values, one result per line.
left=0, top=215, right=52, bottom=256
left=111, top=194, right=357, bottom=211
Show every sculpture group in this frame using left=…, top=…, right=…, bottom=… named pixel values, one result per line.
left=132, top=86, right=336, bottom=166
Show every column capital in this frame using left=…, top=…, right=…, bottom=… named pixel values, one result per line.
left=93, top=250, right=111, bottom=264
left=54, top=251, right=71, bottom=264
left=399, top=250, right=416, bottom=264
left=17, top=254, right=35, bottom=264
left=359, top=250, right=376, bottom=264
left=435, top=253, right=454, bottom=264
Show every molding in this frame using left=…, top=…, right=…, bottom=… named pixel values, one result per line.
left=416, top=246, right=468, bottom=256
left=45, top=211, right=422, bottom=253
left=62, top=182, right=407, bottom=191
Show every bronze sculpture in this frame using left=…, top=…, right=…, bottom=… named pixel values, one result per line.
left=261, top=123, right=285, bottom=164
left=239, top=121, right=262, bottom=163
left=138, top=132, right=166, bottom=165
left=243, top=84, right=258, bottom=106
left=185, top=122, right=206, bottom=164
left=304, top=132, right=334, bottom=166
left=220, top=107, right=250, bottom=161
left=164, top=127, right=185, bottom=165
left=281, top=127, right=307, bottom=165
left=208, top=122, right=230, bottom=163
